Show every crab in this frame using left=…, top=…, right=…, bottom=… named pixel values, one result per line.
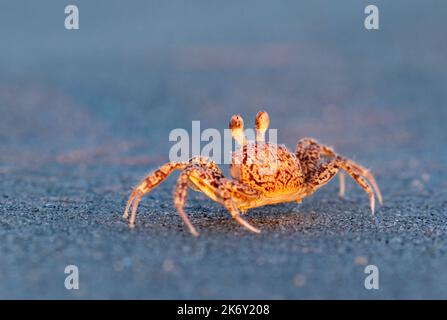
left=123, top=111, right=382, bottom=236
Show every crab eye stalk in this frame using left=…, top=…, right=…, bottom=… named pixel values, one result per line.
left=255, top=110, right=270, bottom=142
left=229, top=114, right=247, bottom=146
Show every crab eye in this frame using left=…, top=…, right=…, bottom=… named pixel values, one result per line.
left=229, top=114, right=244, bottom=129
left=255, top=110, right=270, bottom=129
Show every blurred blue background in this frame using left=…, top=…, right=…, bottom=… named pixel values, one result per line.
left=1, top=0, right=446, bottom=160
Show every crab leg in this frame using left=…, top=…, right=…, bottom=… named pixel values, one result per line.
left=317, top=144, right=382, bottom=205
left=339, top=160, right=382, bottom=205
left=123, top=162, right=186, bottom=227
left=309, top=157, right=376, bottom=214
left=218, top=187, right=261, bottom=234
left=174, top=165, right=261, bottom=235
left=335, top=157, right=376, bottom=214
left=173, top=170, right=200, bottom=237
left=296, top=138, right=382, bottom=206
left=338, top=172, right=346, bottom=198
